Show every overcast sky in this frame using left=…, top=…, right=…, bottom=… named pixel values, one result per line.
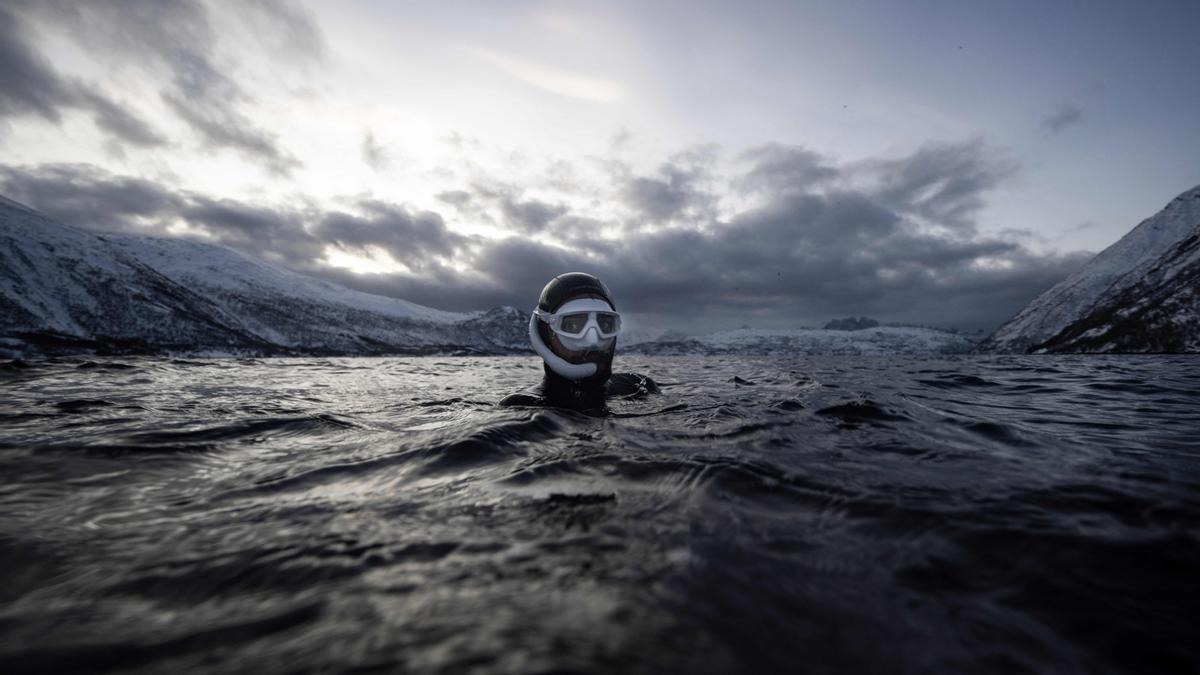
left=2, top=0, right=1198, bottom=333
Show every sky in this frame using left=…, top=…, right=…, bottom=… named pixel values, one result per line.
left=1, top=0, right=1198, bottom=335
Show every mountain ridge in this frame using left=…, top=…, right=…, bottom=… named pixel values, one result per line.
left=1030, top=228, right=1200, bottom=353
left=979, top=184, right=1200, bottom=353
left=0, top=195, right=529, bottom=357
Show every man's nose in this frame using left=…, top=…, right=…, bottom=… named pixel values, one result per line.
left=581, top=326, right=601, bottom=345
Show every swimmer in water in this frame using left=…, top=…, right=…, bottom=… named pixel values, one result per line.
left=499, top=272, right=657, bottom=410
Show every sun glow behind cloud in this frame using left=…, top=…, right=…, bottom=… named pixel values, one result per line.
left=465, top=47, right=625, bottom=103
left=323, top=245, right=410, bottom=275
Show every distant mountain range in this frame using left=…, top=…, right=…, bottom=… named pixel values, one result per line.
left=979, top=184, right=1200, bottom=353
left=0, top=195, right=527, bottom=357
left=17, top=185, right=1194, bottom=359
left=0, top=195, right=982, bottom=359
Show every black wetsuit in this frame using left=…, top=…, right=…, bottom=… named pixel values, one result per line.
left=499, top=369, right=658, bottom=410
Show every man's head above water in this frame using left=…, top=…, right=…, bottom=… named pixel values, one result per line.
left=529, top=272, right=622, bottom=385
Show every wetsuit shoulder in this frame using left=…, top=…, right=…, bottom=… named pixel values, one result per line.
left=499, top=383, right=548, bottom=407
left=606, top=372, right=660, bottom=398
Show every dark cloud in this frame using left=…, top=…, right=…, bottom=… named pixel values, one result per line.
left=301, top=265, right=504, bottom=314
left=10, top=0, right=320, bottom=174
left=499, top=197, right=567, bottom=233
left=0, top=6, right=166, bottom=147
left=180, top=196, right=322, bottom=264
left=0, top=162, right=325, bottom=265
left=0, top=6, right=71, bottom=122
left=0, top=163, right=183, bottom=232
left=621, top=164, right=711, bottom=224
left=78, top=91, right=168, bottom=148
left=0, top=144, right=1090, bottom=333
left=736, top=144, right=838, bottom=194
left=163, top=93, right=299, bottom=175
left=444, top=180, right=568, bottom=234
left=449, top=142, right=1077, bottom=331
left=865, top=139, right=1017, bottom=234
left=1043, top=104, right=1083, bottom=134
left=313, top=201, right=469, bottom=271
left=476, top=238, right=590, bottom=294
left=435, top=188, right=498, bottom=233
left=577, top=187, right=1086, bottom=331
left=618, top=144, right=720, bottom=225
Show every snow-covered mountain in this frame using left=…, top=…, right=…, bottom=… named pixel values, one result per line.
left=978, top=184, right=1200, bottom=353
left=1031, top=227, right=1200, bottom=353
left=0, top=195, right=528, bottom=357
left=625, top=326, right=976, bottom=356
left=0, top=193, right=994, bottom=359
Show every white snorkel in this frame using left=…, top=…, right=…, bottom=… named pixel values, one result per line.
left=529, top=310, right=598, bottom=380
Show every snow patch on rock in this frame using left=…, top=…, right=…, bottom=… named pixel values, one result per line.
left=979, top=184, right=1200, bottom=353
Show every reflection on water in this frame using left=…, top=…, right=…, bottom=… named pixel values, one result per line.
left=1, top=355, right=1198, bottom=673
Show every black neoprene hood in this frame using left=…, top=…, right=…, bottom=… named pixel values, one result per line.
left=536, top=272, right=616, bottom=313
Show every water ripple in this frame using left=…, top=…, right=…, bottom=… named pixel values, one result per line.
left=0, top=354, right=1197, bottom=673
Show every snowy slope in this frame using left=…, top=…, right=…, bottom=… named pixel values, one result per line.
left=979, top=185, right=1200, bottom=353
left=625, top=326, right=976, bottom=356
left=1032, top=230, right=1200, bottom=353
left=0, top=195, right=527, bottom=356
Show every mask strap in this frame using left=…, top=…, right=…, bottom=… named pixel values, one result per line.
left=529, top=311, right=597, bottom=380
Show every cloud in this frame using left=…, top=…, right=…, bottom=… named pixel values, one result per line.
left=163, top=93, right=299, bottom=175
left=864, top=139, right=1018, bottom=234
left=0, top=143, right=1090, bottom=332
left=0, top=163, right=183, bottom=232
left=1043, top=104, right=1083, bottom=134
left=610, top=128, right=632, bottom=151
left=0, top=6, right=166, bottom=148
left=441, top=180, right=569, bottom=234
left=499, top=197, right=568, bottom=233
left=77, top=91, right=168, bottom=148
left=435, top=190, right=473, bottom=208
left=0, top=6, right=72, bottom=122
left=9, top=0, right=321, bottom=174
left=735, top=144, right=838, bottom=194
left=237, top=0, right=328, bottom=64
left=620, top=150, right=718, bottom=224
left=313, top=201, right=469, bottom=271
left=361, top=131, right=392, bottom=172
left=580, top=186, right=1086, bottom=330
left=180, top=195, right=323, bottom=264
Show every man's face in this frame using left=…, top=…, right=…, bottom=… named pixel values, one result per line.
left=545, top=296, right=617, bottom=364
left=548, top=330, right=616, bottom=364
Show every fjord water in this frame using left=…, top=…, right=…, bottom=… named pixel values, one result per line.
left=1, top=355, right=1197, bottom=674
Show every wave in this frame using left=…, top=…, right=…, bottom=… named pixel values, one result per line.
left=1, top=355, right=1198, bottom=673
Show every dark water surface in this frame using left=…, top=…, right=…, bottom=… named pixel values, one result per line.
left=1, top=355, right=1198, bottom=674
